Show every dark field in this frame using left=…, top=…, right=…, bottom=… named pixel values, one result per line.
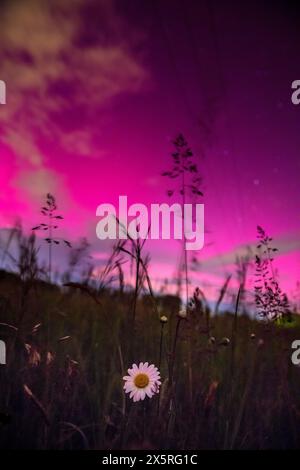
left=0, top=269, right=300, bottom=450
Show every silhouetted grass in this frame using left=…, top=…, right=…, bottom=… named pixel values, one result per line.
left=0, top=267, right=300, bottom=449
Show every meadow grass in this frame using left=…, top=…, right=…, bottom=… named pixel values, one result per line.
left=0, top=268, right=300, bottom=449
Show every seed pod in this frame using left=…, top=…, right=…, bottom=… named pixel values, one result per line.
left=178, top=308, right=187, bottom=319
left=219, top=337, right=230, bottom=346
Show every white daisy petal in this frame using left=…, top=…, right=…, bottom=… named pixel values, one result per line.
left=145, top=388, right=153, bottom=398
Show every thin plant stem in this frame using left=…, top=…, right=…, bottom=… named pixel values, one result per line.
left=132, top=241, right=140, bottom=325
left=48, top=212, right=52, bottom=283
left=230, top=285, right=241, bottom=380
left=169, top=317, right=182, bottom=388
left=157, top=323, right=165, bottom=415
left=181, top=152, right=192, bottom=403
left=158, top=324, right=164, bottom=371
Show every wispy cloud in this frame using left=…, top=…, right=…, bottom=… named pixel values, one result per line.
left=199, top=232, right=300, bottom=272
left=0, top=0, right=148, bottom=200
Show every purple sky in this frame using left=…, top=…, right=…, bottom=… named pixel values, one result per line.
left=0, top=0, right=299, bottom=302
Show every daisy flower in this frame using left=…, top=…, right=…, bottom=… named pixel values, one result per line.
left=123, top=362, right=161, bottom=402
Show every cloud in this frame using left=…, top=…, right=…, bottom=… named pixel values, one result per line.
left=0, top=0, right=148, bottom=167
left=12, top=167, right=75, bottom=221
left=199, top=233, right=300, bottom=272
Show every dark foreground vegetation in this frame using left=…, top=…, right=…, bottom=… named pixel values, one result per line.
left=0, top=268, right=300, bottom=450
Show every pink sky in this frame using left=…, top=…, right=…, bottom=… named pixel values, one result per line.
left=0, top=0, right=299, bottom=304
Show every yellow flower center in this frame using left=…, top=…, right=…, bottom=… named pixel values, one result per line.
left=134, top=373, right=150, bottom=389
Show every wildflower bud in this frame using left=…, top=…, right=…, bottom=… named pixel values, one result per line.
left=250, top=333, right=256, bottom=340
left=258, top=338, right=264, bottom=348
left=209, top=336, right=216, bottom=345
left=160, top=315, right=168, bottom=324
left=178, top=307, right=187, bottom=319
left=219, top=337, right=230, bottom=346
